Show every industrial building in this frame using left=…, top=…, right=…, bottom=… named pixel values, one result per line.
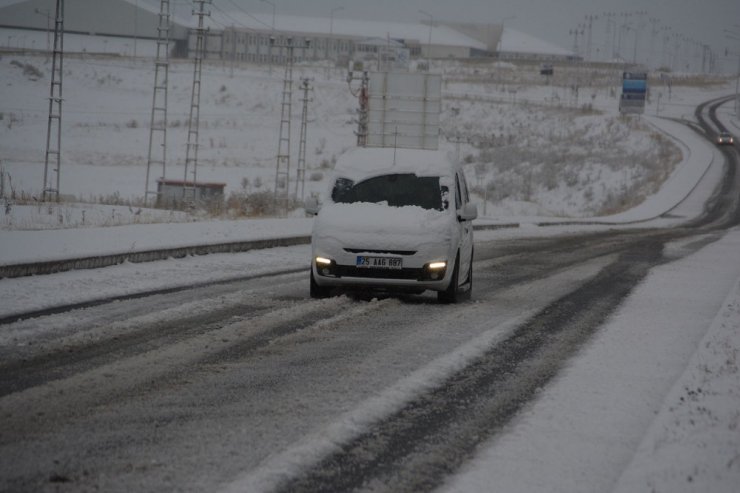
left=0, top=0, right=573, bottom=63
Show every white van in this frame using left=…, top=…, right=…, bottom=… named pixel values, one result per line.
left=306, top=147, right=477, bottom=303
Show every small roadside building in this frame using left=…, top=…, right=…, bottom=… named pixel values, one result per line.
left=156, top=179, right=225, bottom=210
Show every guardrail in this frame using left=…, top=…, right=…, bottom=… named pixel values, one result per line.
left=0, top=235, right=311, bottom=279
left=0, top=224, right=524, bottom=279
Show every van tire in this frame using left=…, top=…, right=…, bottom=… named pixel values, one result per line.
left=438, top=254, right=461, bottom=304
left=460, top=248, right=473, bottom=301
left=310, top=269, right=332, bottom=299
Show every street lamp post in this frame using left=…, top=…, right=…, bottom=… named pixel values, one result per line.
left=419, top=9, right=432, bottom=69
left=261, top=0, right=275, bottom=74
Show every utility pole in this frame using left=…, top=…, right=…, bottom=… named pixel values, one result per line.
left=182, top=0, right=211, bottom=207
left=347, top=67, right=369, bottom=146
left=584, top=14, right=597, bottom=62
left=602, top=12, right=615, bottom=61
left=0, top=160, right=6, bottom=201
left=648, top=17, right=660, bottom=69
left=295, top=77, right=313, bottom=201
left=229, top=26, right=236, bottom=77
left=569, top=26, right=584, bottom=58
left=145, top=0, right=171, bottom=207
left=42, top=0, right=64, bottom=202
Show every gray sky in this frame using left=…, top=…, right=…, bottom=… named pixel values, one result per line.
left=207, top=0, right=739, bottom=68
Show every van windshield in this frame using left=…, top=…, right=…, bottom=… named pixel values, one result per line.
left=331, top=173, right=447, bottom=211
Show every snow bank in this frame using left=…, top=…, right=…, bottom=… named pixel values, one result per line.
left=613, top=267, right=740, bottom=493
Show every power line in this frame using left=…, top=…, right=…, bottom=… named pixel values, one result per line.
left=223, top=0, right=274, bottom=30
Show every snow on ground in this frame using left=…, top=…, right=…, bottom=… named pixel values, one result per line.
left=0, top=217, right=312, bottom=265
left=613, top=274, right=740, bottom=493
left=1, top=51, right=739, bottom=491
left=0, top=244, right=310, bottom=323
left=441, top=227, right=740, bottom=493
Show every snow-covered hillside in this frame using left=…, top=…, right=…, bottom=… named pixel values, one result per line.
left=0, top=53, right=732, bottom=227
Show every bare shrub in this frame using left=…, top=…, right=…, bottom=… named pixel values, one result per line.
left=225, top=190, right=277, bottom=217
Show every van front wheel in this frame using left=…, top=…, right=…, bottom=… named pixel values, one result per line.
left=438, top=254, right=461, bottom=304
left=310, top=269, right=332, bottom=299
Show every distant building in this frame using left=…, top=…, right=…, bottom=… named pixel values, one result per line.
left=497, top=28, right=576, bottom=62
left=204, top=13, right=492, bottom=66
left=0, top=0, right=190, bottom=54
left=0, top=0, right=572, bottom=62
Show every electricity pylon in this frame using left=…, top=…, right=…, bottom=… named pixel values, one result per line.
left=182, top=0, right=211, bottom=207
left=294, top=77, right=313, bottom=201
left=144, top=0, right=171, bottom=207
left=273, top=37, right=310, bottom=215
left=42, top=0, right=64, bottom=202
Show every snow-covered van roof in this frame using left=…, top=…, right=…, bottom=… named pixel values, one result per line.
left=332, top=147, right=458, bottom=182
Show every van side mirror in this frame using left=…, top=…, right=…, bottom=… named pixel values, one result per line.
left=458, top=203, right=477, bottom=222
left=304, top=196, right=321, bottom=215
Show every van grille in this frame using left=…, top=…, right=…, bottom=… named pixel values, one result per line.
left=334, top=265, right=423, bottom=280
left=344, top=248, right=417, bottom=256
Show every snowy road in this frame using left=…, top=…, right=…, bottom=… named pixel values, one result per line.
left=0, top=98, right=739, bottom=492
left=0, top=229, right=737, bottom=492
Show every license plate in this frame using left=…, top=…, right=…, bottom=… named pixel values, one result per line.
left=356, top=256, right=403, bottom=269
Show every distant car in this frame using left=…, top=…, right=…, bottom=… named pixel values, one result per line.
left=305, top=147, right=477, bottom=303
left=716, top=131, right=734, bottom=146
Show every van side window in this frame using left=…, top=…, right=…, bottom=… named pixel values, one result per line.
left=455, top=175, right=463, bottom=210
left=460, top=173, right=470, bottom=204
left=331, top=177, right=355, bottom=203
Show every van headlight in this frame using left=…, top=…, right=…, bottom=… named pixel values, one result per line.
left=315, top=256, right=337, bottom=277
left=422, top=260, right=447, bottom=280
